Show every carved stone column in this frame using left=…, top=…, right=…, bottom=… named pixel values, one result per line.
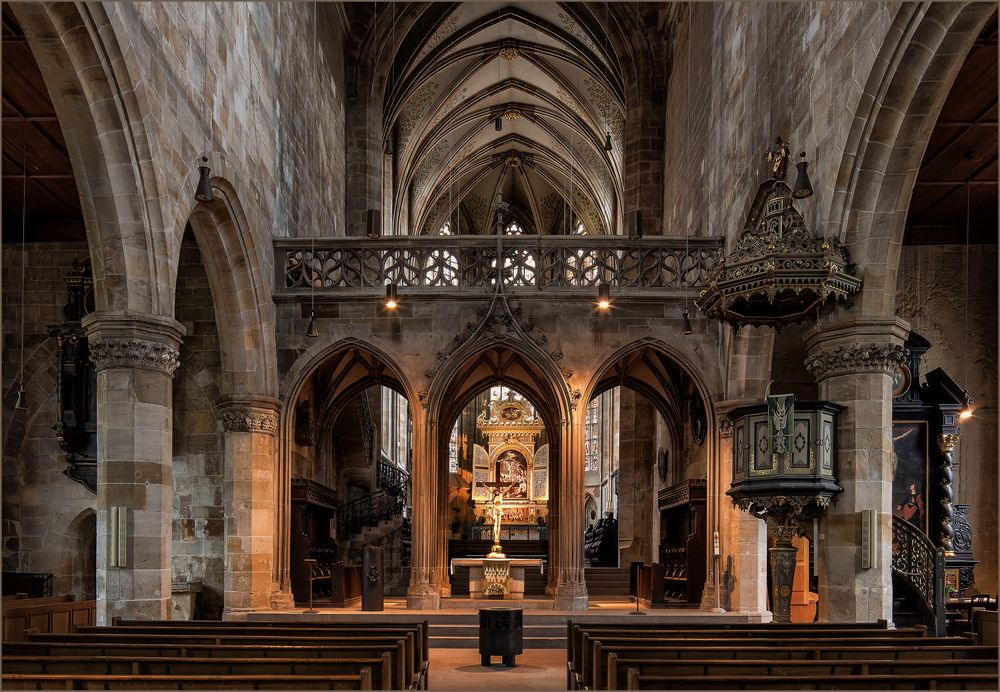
left=937, top=433, right=959, bottom=554
left=553, top=414, right=587, bottom=610
left=716, top=412, right=769, bottom=614
left=804, top=317, right=908, bottom=624
left=219, top=396, right=280, bottom=613
left=407, top=408, right=440, bottom=609
left=83, top=312, right=185, bottom=624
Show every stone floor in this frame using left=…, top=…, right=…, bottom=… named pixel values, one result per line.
left=428, top=649, right=568, bottom=690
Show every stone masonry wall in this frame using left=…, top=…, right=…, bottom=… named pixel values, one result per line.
left=1, top=242, right=95, bottom=597
left=171, top=233, right=225, bottom=619
left=895, top=244, right=998, bottom=593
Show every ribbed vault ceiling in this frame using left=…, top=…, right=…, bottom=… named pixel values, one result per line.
left=382, top=3, right=631, bottom=236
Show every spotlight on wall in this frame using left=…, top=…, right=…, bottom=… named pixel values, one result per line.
left=793, top=152, right=814, bottom=199
left=681, top=308, right=694, bottom=335
left=960, top=394, right=974, bottom=421
left=384, top=283, right=399, bottom=310
left=604, top=132, right=613, bottom=152
left=494, top=115, right=503, bottom=132
left=597, top=283, right=612, bottom=310
left=195, top=155, right=214, bottom=203
left=305, top=311, right=319, bottom=338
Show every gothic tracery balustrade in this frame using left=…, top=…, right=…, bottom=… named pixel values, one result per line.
left=276, top=236, right=721, bottom=297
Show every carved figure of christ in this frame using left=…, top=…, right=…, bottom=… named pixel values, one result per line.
left=480, top=465, right=518, bottom=542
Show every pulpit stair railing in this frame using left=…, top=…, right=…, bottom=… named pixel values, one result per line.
left=337, top=467, right=410, bottom=541
left=891, top=515, right=946, bottom=635
left=357, top=391, right=375, bottom=466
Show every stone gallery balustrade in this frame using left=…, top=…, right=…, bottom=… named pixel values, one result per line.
left=275, top=236, right=722, bottom=298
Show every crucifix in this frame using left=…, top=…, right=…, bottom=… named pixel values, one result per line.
left=480, top=467, right=518, bottom=558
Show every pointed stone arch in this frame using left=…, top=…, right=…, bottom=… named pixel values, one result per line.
left=830, top=2, right=995, bottom=318
left=11, top=3, right=170, bottom=315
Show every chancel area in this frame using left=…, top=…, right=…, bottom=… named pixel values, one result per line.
left=1, top=1, right=998, bottom=689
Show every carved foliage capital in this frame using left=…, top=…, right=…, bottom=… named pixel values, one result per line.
left=719, top=415, right=734, bottom=438
left=804, top=342, right=907, bottom=381
left=221, top=408, right=279, bottom=435
left=938, top=433, right=960, bottom=454
left=89, top=338, right=181, bottom=376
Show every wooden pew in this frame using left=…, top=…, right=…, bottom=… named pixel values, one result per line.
left=624, top=670, right=999, bottom=690
left=112, top=618, right=430, bottom=671
left=29, top=632, right=420, bottom=690
left=606, top=654, right=999, bottom=691
left=2, top=597, right=96, bottom=642
left=568, top=626, right=937, bottom=689
left=1, top=672, right=371, bottom=690
left=576, top=635, right=975, bottom=690
left=2, top=654, right=392, bottom=690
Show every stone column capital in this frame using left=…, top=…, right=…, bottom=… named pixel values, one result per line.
left=219, top=395, right=281, bottom=435
left=803, top=317, right=910, bottom=382
left=82, top=312, right=186, bottom=376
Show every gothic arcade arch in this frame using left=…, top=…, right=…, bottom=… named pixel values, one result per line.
left=276, top=338, right=420, bottom=600
left=831, top=2, right=995, bottom=317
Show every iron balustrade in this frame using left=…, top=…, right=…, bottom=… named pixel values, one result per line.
left=378, top=459, right=407, bottom=490
left=891, top=514, right=946, bottom=634
left=275, top=235, right=721, bottom=298
left=337, top=468, right=410, bottom=540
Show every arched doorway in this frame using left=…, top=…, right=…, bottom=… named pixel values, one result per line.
left=279, top=342, right=417, bottom=606
left=586, top=343, right=715, bottom=605
left=445, top=385, right=551, bottom=598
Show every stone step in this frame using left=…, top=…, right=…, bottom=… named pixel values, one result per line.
left=430, top=635, right=565, bottom=649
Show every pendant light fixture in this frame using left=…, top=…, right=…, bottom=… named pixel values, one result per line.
left=195, top=3, right=214, bottom=203
left=305, top=2, right=320, bottom=337
left=14, top=144, right=28, bottom=411
left=597, top=283, right=612, bottom=310
left=792, top=152, right=814, bottom=199
left=384, top=283, right=398, bottom=310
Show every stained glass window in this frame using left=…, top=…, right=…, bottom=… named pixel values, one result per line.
left=585, top=397, right=600, bottom=472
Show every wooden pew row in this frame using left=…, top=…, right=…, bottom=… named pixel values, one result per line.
left=77, top=621, right=428, bottom=681
left=566, top=620, right=904, bottom=668
left=3, top=655, right=392, bottom=691
left=112, top=619, right=431, bottom=664
left=573, top=636, right=979, bottom=691
left=2, top=597, right=96, bottom=643
left=29, top=632, right=420, bottom=690
left=567, top=625, right=937, bottom=688
left=623, top=670, right=1000, bottom=690
left=1, top=672, right=371, bottom=690
left=606, top=655, right=999, bottom=691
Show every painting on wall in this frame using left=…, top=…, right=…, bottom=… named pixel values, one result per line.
left=892, top=421, right=929, bottom=535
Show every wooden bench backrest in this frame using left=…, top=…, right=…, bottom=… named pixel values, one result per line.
left=577, top=636, right=970, bottom=689
left=624, top=670, right=999, bottom=690
left=1, top=671, right=372, bottom=690
left=2, top=654, right=394, bottom=691
left=4, top=642, right=408, bottom=689
left=605, top=654, right=998, bottom=691
left=29, top=632, right=417, bottom=686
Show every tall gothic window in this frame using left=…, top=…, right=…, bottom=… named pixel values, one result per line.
left=380, top=386, right=410, bottom=469
left=585, top=397, right=600, bottom=472
left=448, top=426, right=460, bottom=473
left=503, top=221, right=525, bottom=235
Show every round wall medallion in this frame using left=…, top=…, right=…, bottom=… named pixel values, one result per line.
left=892, top=363, right=911, bottom=399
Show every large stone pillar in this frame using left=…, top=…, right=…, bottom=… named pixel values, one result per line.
left=805, top=318, right=908, bottom=624
left=407, top=410, right=440, bottom=609
left=83, top=312, right=185, bottom=624
left=554, top=415, right=587, bottom=610
left=219, top=396, right=280, bottom=613
left=717, top=413, right=769, bottom=614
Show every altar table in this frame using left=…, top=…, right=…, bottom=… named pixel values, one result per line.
left=450, top=558, right=545, bottom=599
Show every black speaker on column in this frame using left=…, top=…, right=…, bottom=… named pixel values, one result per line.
left=366, top=209, right=382, bottom=239
left=627, top=210, right=642, bottom=239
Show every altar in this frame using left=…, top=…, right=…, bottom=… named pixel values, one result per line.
left=450, top=558, right=545, bottom=600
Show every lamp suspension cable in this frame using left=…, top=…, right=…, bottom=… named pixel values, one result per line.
left=306, top=1, right=319, bottom=337
left=681, top=4, right=693, bottom=335
left=495, top=0, right=502, bottom=132
left=961, top=179, right=971, bottom=418
left=603, top=1, right=612, bottom=152
left=194, top=1, right=214, bottom=203
left=16, top=144, right=28, bottom=410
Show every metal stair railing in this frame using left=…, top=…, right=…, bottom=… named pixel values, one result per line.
left=891, top=515, right=946, bottom=635
left=357, top=391, right=375, bottom=466
left=337, top=467, right=410, bottom=540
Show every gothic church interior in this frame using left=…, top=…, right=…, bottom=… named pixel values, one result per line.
left=1, top=1, right=997, bottom=689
